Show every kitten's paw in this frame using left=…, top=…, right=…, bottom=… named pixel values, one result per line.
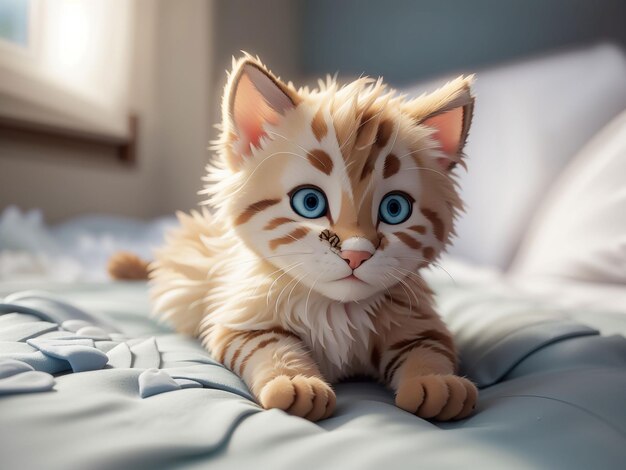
left=395, top=374, right=477, bottom=421
left=259, top=375, right=336, bottom=421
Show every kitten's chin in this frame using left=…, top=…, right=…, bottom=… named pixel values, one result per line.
left=314, top=277, right=380, bottom=302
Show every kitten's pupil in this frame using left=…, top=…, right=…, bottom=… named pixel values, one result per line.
left=388, top=200, right=400, bottom=216
left=305, top=195, right=318, bottom=210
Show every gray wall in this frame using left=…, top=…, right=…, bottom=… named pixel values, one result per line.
left=300, top=0, right=626, bottom=85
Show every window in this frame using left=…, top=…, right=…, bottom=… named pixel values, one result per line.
left=0, top=0, right=134, bottom=140
left=0, top=0, right=30, bottom=47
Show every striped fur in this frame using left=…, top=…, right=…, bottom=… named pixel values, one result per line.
left=149, top=55, right=477, bottom=422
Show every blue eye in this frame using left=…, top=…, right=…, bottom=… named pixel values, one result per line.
left=290, top=186, right=328, bottom=219
left=379, top=192, right=413, bottom=225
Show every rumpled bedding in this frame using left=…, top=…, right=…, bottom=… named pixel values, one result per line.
left=0, top=290, right=252, bottom=401
left=1, top=274, right=625, bottom=470
left=0, top=206, right=175, bottom=281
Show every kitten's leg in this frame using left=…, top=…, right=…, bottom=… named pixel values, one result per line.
left=378, top=328, right=477, bottom=421
left=210, top=326, right=336, bottom=421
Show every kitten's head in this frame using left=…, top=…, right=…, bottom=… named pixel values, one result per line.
left=207, top=55, right=474, bottom=303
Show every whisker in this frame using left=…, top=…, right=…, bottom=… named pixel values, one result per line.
left=239, top=251, right=315, bottom=265
left=378, top=275, right=394, bottom=300
left=304, top=273, right=323, bottom=320
left=282, top=228, right=319, bottom=253
left=397, top=146, right=432, bottom=160
left=250, top=264, right=289, bottom=298
left=287, top=272, right=308, bottom=308
left=266, top=262, right=303, bottom=306
left=390, top=267, right=421, bottom=308
left=246, top=252, right=310, bottom=300
left=229, top=150, right=310, bottom=197
left=402, top=166, right=449, bottom=179
left=339, top=107, right=385, bottom=151
left=394, top=256, right=457, bottom=285
left=274, top=272, right=302, bottom=314
left=387, top=271, right=413, bottom=315
left=266, top=130, right=320, bottom=161
left=386, top=118, right=402, bottom=155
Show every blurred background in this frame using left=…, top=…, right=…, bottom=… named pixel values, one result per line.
left=1, top=0, right=626, bottom=279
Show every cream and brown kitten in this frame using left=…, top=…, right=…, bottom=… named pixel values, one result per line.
left=110, top=54, right=477, bottom=422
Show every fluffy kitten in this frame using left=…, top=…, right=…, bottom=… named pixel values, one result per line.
left=111, top=55, right=477, bottom=422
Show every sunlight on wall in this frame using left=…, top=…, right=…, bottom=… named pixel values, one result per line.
left=0, top=0, right=133, bottom=136
left=40, top=0, right=131, bottom=111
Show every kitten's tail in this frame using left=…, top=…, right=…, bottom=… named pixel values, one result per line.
left=107, top=251, right=151, bottom=280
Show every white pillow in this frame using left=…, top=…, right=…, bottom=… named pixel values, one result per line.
left=511, top=109, right=626, bottom=283
left=404, top=43, right=626, bottom=268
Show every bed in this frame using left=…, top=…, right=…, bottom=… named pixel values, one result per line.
left=1, top=269, right=626, bottom=470
left=2, top=44, right=626, bottom=469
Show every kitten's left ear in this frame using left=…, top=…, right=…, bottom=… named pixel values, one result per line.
left=405, top=76, right=475, bottom=171
left=222, top=55, right=301, bottom=170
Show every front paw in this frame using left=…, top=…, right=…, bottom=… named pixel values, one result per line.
left=395, top=374, right=477, bottom=421
left=259, top=375, right=336, bottom=422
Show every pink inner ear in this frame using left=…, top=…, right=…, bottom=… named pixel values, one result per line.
left=423, top=107, right=464, bottom=166
left=232, top=73, right=281, bottom=154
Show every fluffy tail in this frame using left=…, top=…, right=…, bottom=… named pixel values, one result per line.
left=107, top=251, right=151, bottom=280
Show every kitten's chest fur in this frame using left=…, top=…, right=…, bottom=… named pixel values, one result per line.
left=286, top=300, right=384, bottom=382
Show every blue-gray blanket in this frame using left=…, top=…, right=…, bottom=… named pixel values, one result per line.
left=0, top=281, right=625, bottom=470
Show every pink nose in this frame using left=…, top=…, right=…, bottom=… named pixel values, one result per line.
left=340, top=250, right=372, bottom=270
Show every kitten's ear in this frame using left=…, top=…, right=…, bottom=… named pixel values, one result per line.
left=222, top=56, right=301, bottom=170
left=405, top=76, right=475, bottom=171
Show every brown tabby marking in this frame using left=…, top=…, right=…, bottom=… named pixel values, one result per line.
left=378, top=234, right=388, bottom=250
left=355, top=117, right=390, bottom=181
left=376, top=119, right=393, bottom=147
left=229, top=330, right=270, bottom=366
left=235, top=199, right=281, bottom=226
left=269, top=227, right=311, bottom=250
left=383, top=153, right=400, bottom=179
left=423, top=247, right=435, bottom=261
left=264, top=217, right=295, bottom=231
left=390, top=329, right=455, bottom=353
left=385, top=294, right=410, bottom=309
left=384, top=330, right=455, bottom=382
left=394, top=231, right=422, bottom=250
left=408, top=225, right=426, bottom=234
left=239, top=337, right=280, bottom=374
left=217, top=329, right=248, bottom=363
left=384, top=348, right=412, bottom=382
left=311, top=107, right=328, bottom=142
left=228, top=327, right=299, bottom=371
left=371, top=346, right=381, bottom=370
left=307, top=149, right=334, bottom=175
left=421, top=208, right=445, bottom=241
left=359, top=156, right=376, bottom=181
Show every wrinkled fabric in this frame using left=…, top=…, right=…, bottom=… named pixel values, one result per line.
left=0, top=290, right=252, bottom=401
left=0, top=282, right=625, bottom=470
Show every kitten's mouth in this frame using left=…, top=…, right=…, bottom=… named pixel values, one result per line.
left=338, top=274, right=367, bottom=283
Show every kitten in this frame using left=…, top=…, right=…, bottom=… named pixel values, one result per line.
left=110, top=54, right=477, bottom=422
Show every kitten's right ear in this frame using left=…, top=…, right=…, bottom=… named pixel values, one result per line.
left=222, top=56, right=301, bottom=170
left=404, top=76, right=475, bottom=171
